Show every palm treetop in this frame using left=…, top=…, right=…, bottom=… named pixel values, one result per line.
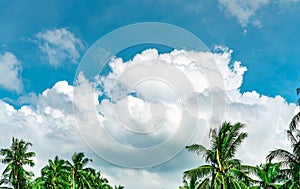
left=0, top=137, right=36, bottom=189
left=184, top=122, right=253, bottom=188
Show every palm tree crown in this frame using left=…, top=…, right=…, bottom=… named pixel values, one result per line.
left=35, top=156, right=70, bottom=188
left=0, top=137, right=35, bottom=189
left=266, top=87, right=300, bottom=188
left=184, top=122, right=253, bottom=189
left=68, top=152, right=93, bottom=189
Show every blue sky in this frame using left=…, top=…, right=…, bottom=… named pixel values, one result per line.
left=1, top=0, right=299, bottom=103
left=0, top=1, right=300, bottom=188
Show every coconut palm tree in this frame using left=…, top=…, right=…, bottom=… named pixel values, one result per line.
left=250, top=162, right=286, bottom=189
left=0, top=137, right=35, bottom=189
left=84, top=168, right=113, bottom=189
left=267, top=129, right=300, bottom=188
left=35, top=156, right=70, bottom=188
left=67, top=152, right=116, bottom=189
left=179, top=175, right=207, bottom=189
left=266, top=87, right=300, bottom=188
left=67, top=152, right=93, bottom=189
left=184, top=122, right=253, bottom=189
left=113, top=185, right=124, bottom=189
left=0, top=178, right=13, bottom=189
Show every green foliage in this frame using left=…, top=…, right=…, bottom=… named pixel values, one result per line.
left=0, top=138, right=123, bottom=189
left=266, top=129, right=300, bottom=187
left=0, top=137, right=35, bottom=189
left=34, top=152, right=121, bottom=189
left=34, top=156, right=70, bottom=188
left=183, top=122, right=254, bottom=189
left=179, top=175, right=211, bottom=189
left=180, top=85, right=300, bottom=189
left=266, top=87, right=300, bottom=188
left=250, top=162, right=287, bottom=188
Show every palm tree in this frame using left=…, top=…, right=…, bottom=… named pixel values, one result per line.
left=67, top=152, right=115, bottom=189
left=0, top=137, right=35, bottom=189
left=113, top=185, right=124, bottom=189
left=32, top=154, right=116, bottom=189
left=84, top=168, right=113, bottom=189
left=250, top=162, right=286, bottom=189
left=0, top=178, right=13, bottom=189
left=35, top=156, right=70, bottom=189
left=179, top=174, right=207, bottom=189
left=266, top=87, right=300, bottom=188
left=184, top=122, right=253, bottom=189
left=67, top=152, right=93, bottom=189
left=267, top=129, right=300, bottom=188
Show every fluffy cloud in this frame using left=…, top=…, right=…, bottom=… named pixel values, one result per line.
left=91, top=48, right=295, bottom=165
left=0, top=48, right=298, bottom=188
left=0, top=52, right=23, bottom=92
left=218, top=0, right=269, bottom=27
left=0, top=81, right=78, bottom=153
left=218, top=0, right=299, bottom=27
left=36, top=28, right=84, bottom=66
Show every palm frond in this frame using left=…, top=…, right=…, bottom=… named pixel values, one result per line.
left=225, top=132, right=248, bottom=159
left=186, top=144, right=212, bottom=163
left=184, top=165, right=214, bottom=180
left=266, top=149, right=297, bottom=164
left=198, top=178, right=210, bottom=189
left=290, top=112, right=300, bottom=131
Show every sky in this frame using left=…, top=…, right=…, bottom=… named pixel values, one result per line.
left=0, top=0, right=300, bottom=188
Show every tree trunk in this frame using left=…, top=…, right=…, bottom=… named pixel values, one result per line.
left=211, top=170, right=215, bottom=189
left=17, top=174, right=20, bottom=189
left=72, top=168, right=75, bottom=189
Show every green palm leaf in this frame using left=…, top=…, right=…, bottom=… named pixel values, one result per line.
left=182, top=122, right=252, bottom=188
left=0, top=137, right=35, bottom=189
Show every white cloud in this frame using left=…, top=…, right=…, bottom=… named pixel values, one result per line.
left=0, top=48, right=298, bottom=188
left=218, top=0, right=269, bottom=27
left=0, top=52, right=23, bottom=92
left=36, top=28, right=84, bottom=66
left=218, top=0, right=299, bottom=27
left=102, top=167, right=181, bottom=189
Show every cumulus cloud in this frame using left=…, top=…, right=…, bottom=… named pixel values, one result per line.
left=0, top=52, right=23, bottom=92
left=36, top=28, right=84, bottom=66
left=0, top=48, right=298, bottom=188
left=91, top=48, right=294, bottom=164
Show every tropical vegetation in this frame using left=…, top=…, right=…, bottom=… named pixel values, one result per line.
left=179, top=87, right=300, bottom=188
left=0, top=138, right=122, bottom=189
